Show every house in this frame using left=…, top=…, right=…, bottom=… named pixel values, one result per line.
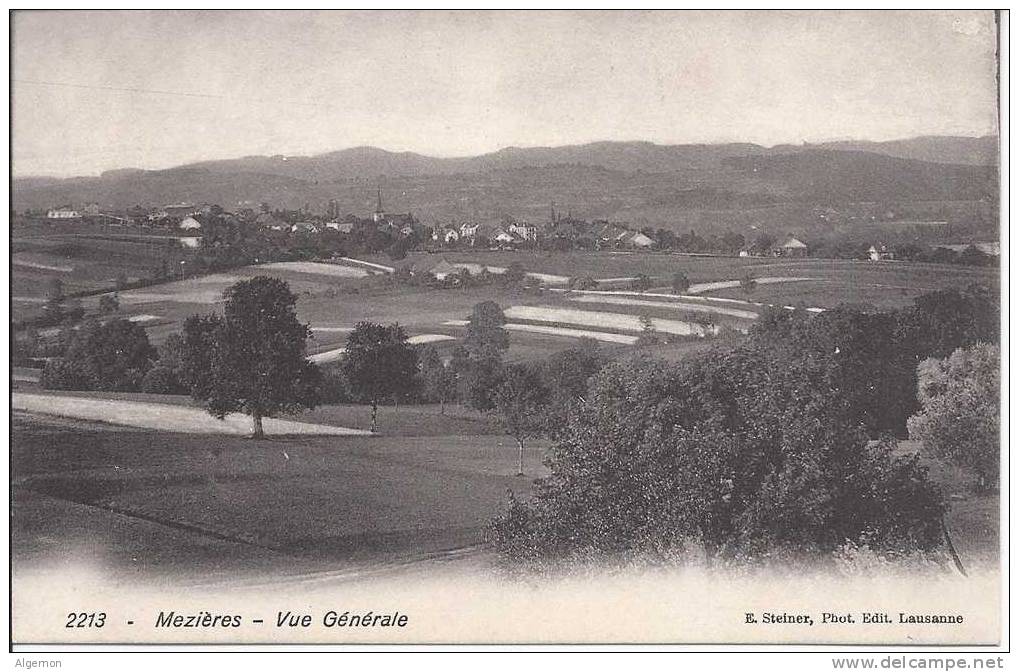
left=164, top=203, right=201, bottom=218
left=291, top=222, right=320, bottom=234
left=777, top=236, right=809, bottom=257
left=508, top=222, right=538, bottom=241
left=596, top=223, right=633, bottom=247
left=179, top=216, right=202, bottom=230
left=255, top=213, right=287, bottom=231
left=424, top=258, right=460, bottom=280
left=179, top=236, right=202, bottom=249
left=492, top=228, right=516, bottom=246
left=620, top=231, right=656, bottom=249
left=459, top=222, right=480, bottom=240
left=326, top=221, right=355, bottom=234
left=433, top=226, right=460, bottom=244
left=46, top=206, right=81, bottom=219
left=868, top=244, right=895, bottom=261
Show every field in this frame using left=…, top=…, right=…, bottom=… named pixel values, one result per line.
left=15, top=243, right=999, bottom=374
left=12, top=408, right=544, bottom=583
left=11, top=243, right=1000, bottom=585
left=12, top=222, right=185, bottom=318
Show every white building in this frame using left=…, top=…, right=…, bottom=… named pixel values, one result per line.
left=46, top=207, right=81, bottom=219
left=179, top=216, right=202, bottom=230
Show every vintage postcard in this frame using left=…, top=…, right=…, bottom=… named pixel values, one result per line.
left=8, top=9, right=1006, bottom=651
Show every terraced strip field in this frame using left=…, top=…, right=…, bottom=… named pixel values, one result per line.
left=503, top=305, right=715, bottom=337
left=309, top=334, right=456, bottom=363
left=13, top=258, right=74, bottom=272
left=13, top=393, right=371, bottom=436
left=309, top=347, right=347, bottom=363
left=258, top=261, right=368, bottom=278
left=504, top=323, right=639, bottom=344
left=339, top=257, right=395, bottom=273
left=688, top=276, right=814, bottom=294
left=570, top=294, right=759, bottom=320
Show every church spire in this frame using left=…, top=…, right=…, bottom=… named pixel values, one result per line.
left=376, top=186, right=384, bottom=213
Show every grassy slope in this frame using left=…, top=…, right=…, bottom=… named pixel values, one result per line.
left=12, top=412, right=543, bottom=582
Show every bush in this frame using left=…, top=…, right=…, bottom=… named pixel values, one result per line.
left=41, top=359, right=96, bottom=390
left=908, top=343, right=1000, bottom=490
left=41, top=318, right=156, bottom=392
left=141, top=366, right=185, bottom=394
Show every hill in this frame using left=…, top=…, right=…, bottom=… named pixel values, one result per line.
left=12, top=138, right=998, bottom=228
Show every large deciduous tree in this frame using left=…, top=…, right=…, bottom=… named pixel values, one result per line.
left=42, top=317, right=156, bottom=391
left=179, top=276, right=321, bottom=438
left=342, top=321, right=419, bottom=432
left=908, top=343, right=1000, bottom=490
left=463, top=301, right=509, bottom=357
left=491, top=349, right=945, bottom=568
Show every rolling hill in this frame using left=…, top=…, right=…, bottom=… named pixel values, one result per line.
left=13, top=137, right=998, bottom=227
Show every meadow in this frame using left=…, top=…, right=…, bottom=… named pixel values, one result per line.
left=12, top=409, right=544, bottom=583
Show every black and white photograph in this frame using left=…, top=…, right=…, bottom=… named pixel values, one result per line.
left=7, top=9, right=1007, bottom=654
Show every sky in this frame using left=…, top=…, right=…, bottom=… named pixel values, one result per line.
left=12, top=10, right=1000, bottom=177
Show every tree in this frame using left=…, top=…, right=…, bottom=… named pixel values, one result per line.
left=630, top=274, right=652, bottom=292
left=418, top=344, right=455, bottom=414
left=752, top=233, right=776, bottom=255
left=342, top=321, right=419, bottom=432
left=491, top=350, right=945, bottom=568
left=463, top=301, right=509, bottom=357
left=721, top=231, right=746, bottom=255
left=503, top=262, right=527, bottom=286
left=99, top=294, right=120, bottom=315
left=540, top=339, right=606, bottom=432
left=45, top=277, right=64, bottom=303
left=179, top=276, right=321, bottom=438
left=636, top=314, right=659, bottom=346
left=739, top=272, right=757, bottom=296
left=494, top=364, right=549, bottom=475
left=908, top=343, right=1000, bottom=490
left=458, top=352, right=505, bottom=412
left=42, top=317, right=156, bottom=391
left=386, top=237, right=413, bottom=261
left=671, top=272, right=690, bottom=294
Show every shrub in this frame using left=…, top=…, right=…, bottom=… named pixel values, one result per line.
left=42, top=318, right=156, bottom=392
left=41, top=358, right=96, bottom=390
left=141, top=366, right=185, bottom=394
left=908, top=343, right=1000, bottom=490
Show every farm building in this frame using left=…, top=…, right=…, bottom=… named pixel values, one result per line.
left=164, top=203, right=202, bottom=218
left=620, top=231, right=656, bottom=249
left=868, top=244, right=895, bottom=261
left=256, top=213, right=287, bottom=230
left=492, top=228, right=516, bottom=245
left=777, top=236, right=809, bottom=257
left=46, top=206, right=81, bottom=219
left=433, top=226, right=460, bottom=244
left=509, top=222, right=538, bottom=241
left=179, top=236, right=202, bottom=249
left=179, top=216, right=202, bottom=230
left=291, top=222, right=320, bottom=234
left=326, top=221, right=355, bottom=234
left=423, top=258, right=459, bottom=280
